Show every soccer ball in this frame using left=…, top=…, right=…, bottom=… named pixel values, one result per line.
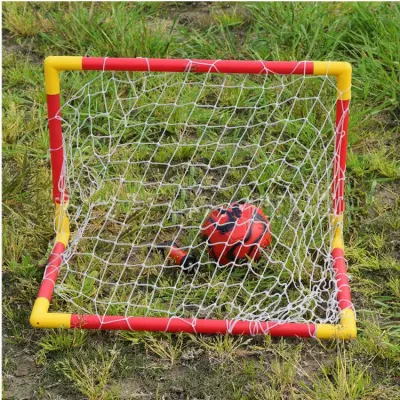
left=201, top=202, right=272, bottom=265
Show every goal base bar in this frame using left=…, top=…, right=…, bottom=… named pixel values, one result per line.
left=30, top=296, right=356, bottom=339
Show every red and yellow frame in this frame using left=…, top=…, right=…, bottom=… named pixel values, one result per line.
left=30, top=57, right=356, bottom=339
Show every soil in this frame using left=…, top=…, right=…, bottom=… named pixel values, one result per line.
left=2, top=29, right=42, bottom=64
left=162, top=2, right=213, bottom=28
left=3, top=355, right=39, bottom=400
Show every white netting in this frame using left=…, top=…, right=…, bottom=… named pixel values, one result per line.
left=52, top=59, right=345, bottom=331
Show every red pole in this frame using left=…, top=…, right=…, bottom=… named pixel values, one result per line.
left=332, top=99, right=352, bottom=311
left=332, top=248, right=352, bottom=310
left=47, top=94, right=67, bottom=203
left=37, top=242, right=66, bottom=301
left=82, top=57, right=313, bottom=75
left=333, top=100, right=350, bottom=215
left=70, top=314, right=315, bottom=337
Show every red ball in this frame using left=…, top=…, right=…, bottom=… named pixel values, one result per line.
left=201, top=203, right=272, bottom=265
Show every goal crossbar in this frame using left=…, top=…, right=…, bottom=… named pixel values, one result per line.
left=30, top=56, right=356, bottom=339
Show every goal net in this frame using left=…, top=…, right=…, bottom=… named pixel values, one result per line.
left=39, top=58, right=352, bottom=336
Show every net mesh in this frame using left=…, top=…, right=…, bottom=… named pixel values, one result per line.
left=52, top=60, right=344, bottom=330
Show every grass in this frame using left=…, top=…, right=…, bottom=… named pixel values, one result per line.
left=2, top=1, right=400, bottom=399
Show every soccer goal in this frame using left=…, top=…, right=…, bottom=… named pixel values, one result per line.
left=30, top=57, right=356, bottom=339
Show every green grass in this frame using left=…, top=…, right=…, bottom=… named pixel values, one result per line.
left=2, top=2, right=400, bottom=399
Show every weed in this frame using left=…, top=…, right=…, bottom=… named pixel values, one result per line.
left=55, top=347, right=119, bottom=400
left=143, top=332, right=186, bottom=365
left=40, top=329, right=87, bottom=352
left=192, top=334, right=251, bottom=363
left=300, top=348, right=393, bottom=400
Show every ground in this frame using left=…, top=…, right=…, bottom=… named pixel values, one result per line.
left=2, top=2, right=400, bottom=399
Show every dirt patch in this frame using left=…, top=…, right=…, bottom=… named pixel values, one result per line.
left=372, top=181, right=400, bottom=260
left=2, top=29, right=42, bottom=64
left=3, top=354, right=41, bottom=400
left=374, top=182, right=400, bottom=209
left=118, top=379, right=151, bottom=399
left=160, top=2, right=213, bottom=29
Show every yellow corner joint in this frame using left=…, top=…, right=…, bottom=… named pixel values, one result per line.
left=44, top=56, right=83, bottom=95
left=315, top=308, right=357, bottom=340
left=30, top=297, right=71, bottom=328
left=313, top=61, right=352, bottom=101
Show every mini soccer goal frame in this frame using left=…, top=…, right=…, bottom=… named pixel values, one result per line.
left=30, top=56, right=356, bottom=339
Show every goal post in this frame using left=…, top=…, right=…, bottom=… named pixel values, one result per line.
left=30, top=56, right=356, bottom=339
